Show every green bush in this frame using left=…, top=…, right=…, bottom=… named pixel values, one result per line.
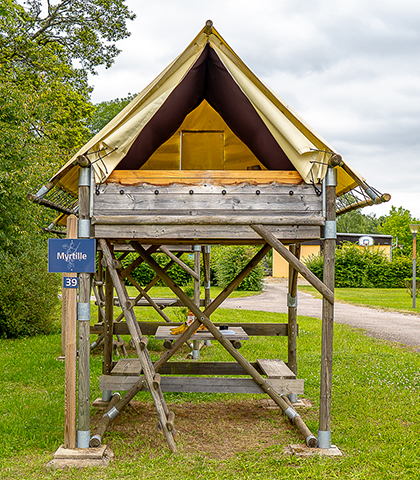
left=0, top=239, right=60, bottom=338
left=304, top=242, right=417, bottom=288
left=122, top=252, right=195, bottom=287
left=212, top=245, right=264, bottom=291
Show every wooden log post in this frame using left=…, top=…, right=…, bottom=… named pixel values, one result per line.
left=318, top=166, right=337, bottom=449
left=192, top=245, right=201, bottom=359
left=202, top=245, right=212, bottom=346
left=77, top=164, right=92, bottom=448
left=287, top=243, right=301, bottom=403
left=64, top=215, right=78, bottom=449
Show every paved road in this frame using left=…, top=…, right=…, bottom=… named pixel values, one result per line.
left=222, top=278, right=420, bottom=351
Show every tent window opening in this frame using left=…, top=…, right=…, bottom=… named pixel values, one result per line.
left=180, top=130, right=224, bottom=170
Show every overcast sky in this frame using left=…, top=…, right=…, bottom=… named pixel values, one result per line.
left=89, top=0, right=420, bottom=220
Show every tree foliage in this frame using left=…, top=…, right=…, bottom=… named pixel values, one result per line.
left=0, top=0, right=135, bottom=337
left=378, top=206, right=419, bottom=255
left=89, top=93, right=137, bottom=134
left=337, top=210, right=380, bottom=234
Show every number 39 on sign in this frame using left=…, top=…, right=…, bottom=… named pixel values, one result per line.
left=63, top=277, right=79, bottom=289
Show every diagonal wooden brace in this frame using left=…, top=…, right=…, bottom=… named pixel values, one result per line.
left=251, top=224, right=334, bottom=304
left=131, top=242, right=271, bottom=369
left=99, top=239, right=177, bottom=454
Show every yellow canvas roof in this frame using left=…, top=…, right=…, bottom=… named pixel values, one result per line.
left=49, top=21, right=367, bottom=197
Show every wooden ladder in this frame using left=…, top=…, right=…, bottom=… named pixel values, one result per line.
left=99, top=239, right=177, bottom=453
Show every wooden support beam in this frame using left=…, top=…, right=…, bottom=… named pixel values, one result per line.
left=126, top=273, right=172, bottom=323
left=287, top=244, right=301, bottom=375
left=92, top=214, right=324, bottom=226
left=159, top=245, right=199, bottom=280
left=251, top=225, right=334, bottom=304
left=64, top=215, right=78, bottom=449
left=106, top=169, right=304, bottom=186
left=77, top=167, right=92, bottom=448
left=318, top=168, right=337, bottom=448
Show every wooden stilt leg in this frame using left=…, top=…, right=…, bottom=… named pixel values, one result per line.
left=99, top=239, right=177, bottom=454
left=318, top=167, right=336, bottom=449
left=103, top=266, right=114, bottom=376
left=287, top=243, right=301, bottom=376
left=192, top=245, right=201, bottom=359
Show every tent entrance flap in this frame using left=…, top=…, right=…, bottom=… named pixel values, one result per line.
left=116, top=44, right=294, bottom=171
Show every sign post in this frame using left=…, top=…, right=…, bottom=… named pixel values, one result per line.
left=48, top=227, right=96, bottom=450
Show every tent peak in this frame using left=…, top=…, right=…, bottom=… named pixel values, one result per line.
left=204, top=20, right=213, bottom=35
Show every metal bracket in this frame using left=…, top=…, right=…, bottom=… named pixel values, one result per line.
left=287, top=293, right=298, bottom=308
left=284, top=406, right=298, bottom=420
left=324, top=220, right=337, bottom=240
left=193, top=245, right=201, bottom=252
left=77, top=302, right=91, bottom=322
left=78, top=218, right=91, bottom=238
left=78, top=166, right=91, bottom=187
left=106, top=406, right=120, bottom=420
left=325, top=167, right=337, bottom=187
left=365, top=187, right=379, bottom=202
left=36, top=185, right=49, bottom=198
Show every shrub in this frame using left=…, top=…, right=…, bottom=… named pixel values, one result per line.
left=122, top=252, right=195, bottom=287
left=304, top=242, right=417, bottom=288
left=212, top=245, right=264, bottom=291
left=0, top=238, right=60, bottom=338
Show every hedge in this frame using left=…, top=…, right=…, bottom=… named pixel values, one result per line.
left=304, top=242, right=418, bottom=288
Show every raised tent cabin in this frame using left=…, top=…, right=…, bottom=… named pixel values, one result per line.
left=30, top=20, right=390, bottom=456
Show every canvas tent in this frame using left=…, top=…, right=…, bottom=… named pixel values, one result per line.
left=41, top=20, right=389, bottom=215
left=30, top=21, right=392, bottom=457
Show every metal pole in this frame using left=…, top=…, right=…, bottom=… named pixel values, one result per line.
left=413, top=233, right=417, bottom=309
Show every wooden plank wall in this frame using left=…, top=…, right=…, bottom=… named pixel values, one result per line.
left=92, top=181, right=323, bottom=242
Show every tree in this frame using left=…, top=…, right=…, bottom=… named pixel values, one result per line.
left=0, top=0, right=135, bottom=337
left=378, top=206, right=419, bottom=256
left=337, top=210, right=380, bottom=234
left=89, top=93, right=137, bottom=135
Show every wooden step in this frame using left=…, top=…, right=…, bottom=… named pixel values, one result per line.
left=256, top=359, right=296, bottom=379
left=100, top=374, right=304, bottom=395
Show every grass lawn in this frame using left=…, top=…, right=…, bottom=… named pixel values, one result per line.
left=299, top=285, right=420, bottom=315
left=1, top=302, right=420, bottom=479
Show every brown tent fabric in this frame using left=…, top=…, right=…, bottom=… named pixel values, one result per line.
left=117, top=44, right=294, bottom=170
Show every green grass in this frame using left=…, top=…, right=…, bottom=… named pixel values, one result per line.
left=1, top=303, right=420, bottom=478
left=299, top=285, right=420, bottom=314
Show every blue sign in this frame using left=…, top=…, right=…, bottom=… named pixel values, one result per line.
left=63, top=277, right=79, bottom=289
left=48, top=239, right=96, bottom=273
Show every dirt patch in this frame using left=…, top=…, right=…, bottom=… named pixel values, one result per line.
left=92, top=399, right=308, bottom=459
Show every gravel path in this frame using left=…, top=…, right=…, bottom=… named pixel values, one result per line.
left=222, top=278, right=420, bottom=351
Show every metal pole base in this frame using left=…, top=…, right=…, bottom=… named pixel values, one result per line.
left=317, top=429, right=331, bottom=449
left=77, top=429, right=91, bottom=449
